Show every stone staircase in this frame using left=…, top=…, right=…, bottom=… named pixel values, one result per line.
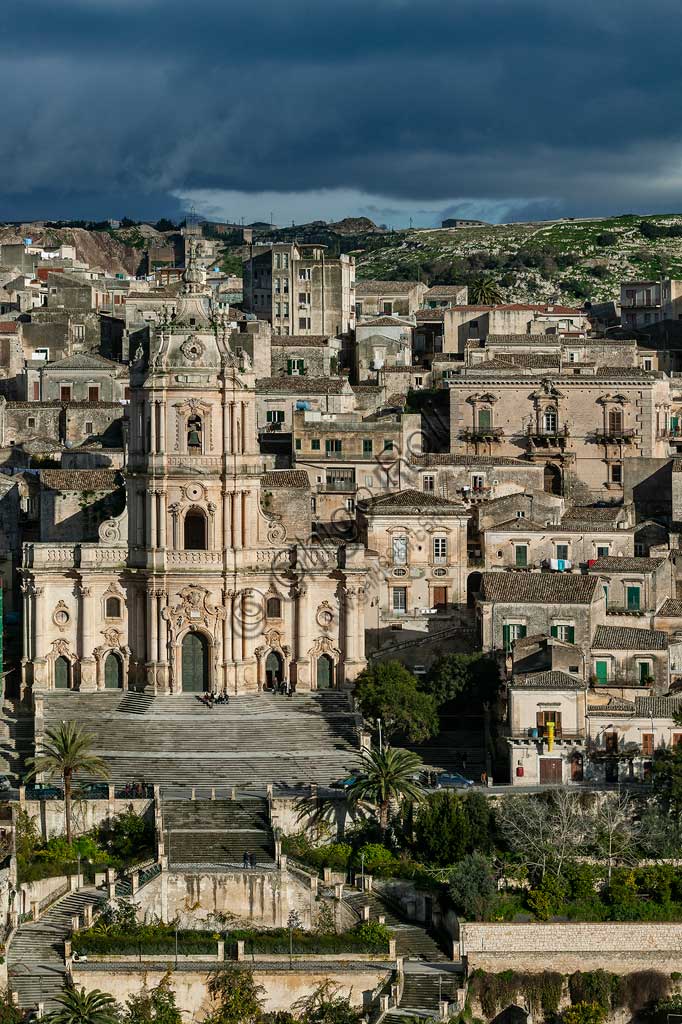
left=341, top=888, right=462, bottom=1022
left=35, top=692, right=360, bottom=791
left=7, top=887, right=105, bottom=1012
left=163, top=797, right=276, bottom=867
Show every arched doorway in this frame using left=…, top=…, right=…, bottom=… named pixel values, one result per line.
left=54, top=656, right=70, bottom=689
left=467, top=571, right=482, bottom=609
left=184, top=509, right=207, bottom=550
left=104, top=652, right=123, bottom=690
left=317, top=653, right=334, bottom=690
left=181, top=632, right=209, bottom=692
left=544, top=463, right=562, bottom=495
left=265, top=650, right=283, bottom=690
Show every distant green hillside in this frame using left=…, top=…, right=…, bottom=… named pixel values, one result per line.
left=351, top=214, right=682, bottom=305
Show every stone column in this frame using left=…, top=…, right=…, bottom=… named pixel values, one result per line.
left=208, top=502, right=217, bottom=550
left=240, top=401, right=247, bottom=454
left=230, top=402, right=238, bottom=456
left=295, top=582, right=311, bottom=689
left=241, top=591, right=250, bottom=662
left=222, top=590, right=233, bottom=690
left=241, top=490, right=249, bottom=549
left=145, top=586, right=157, bottom=692
left=146, top=490, right=155, bottom=548
left=158, top=401, right=166, bottom=453
left=79, top=583, right=96, bottom=691
left=169, top=503, right=180, bottom=550
left=222, top=490, right=231, bottom=553
left=158, top=493, right=167, bottom=550
left=343, top=582, right=366, bottom=684
left=33, top=585, right=44, bottom=661
left=232, top=491, right=242, bottom=550
left=222, top=400, right=231, bottom=455
left=156, top=590, right=169, bottom=693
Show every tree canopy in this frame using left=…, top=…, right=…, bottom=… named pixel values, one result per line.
left=354, top=661, right=438, bottom=743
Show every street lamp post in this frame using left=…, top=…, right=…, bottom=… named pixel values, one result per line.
left=378, top=718, right=383, bottom=754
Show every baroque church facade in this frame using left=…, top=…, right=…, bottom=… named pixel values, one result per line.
left=20, top=261, right=367, bottom=697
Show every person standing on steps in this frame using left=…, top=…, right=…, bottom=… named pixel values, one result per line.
left=243, top=850, right=250, bottom=869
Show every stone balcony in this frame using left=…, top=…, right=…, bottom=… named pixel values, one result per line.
left=23, top=543, right=127, bottom=570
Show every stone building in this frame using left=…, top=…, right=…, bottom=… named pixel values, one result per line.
left=444, top=366, right=673, bottom=500
left=270, top=335, right=341, bottom=379
left=355, top=316, right=415, bottom=381
left=29, top=353, right=127, bottom=404
left=357, top=488, right=470, bottom=628
left=20, top=260, right=367, bottom=697
left=255, top=376, right=355, bottom=434
left=354, top=281, right=427, bottom=318
left=477, top=572, right=606, bottom=656
left=243, top=244, right=355, bottom=337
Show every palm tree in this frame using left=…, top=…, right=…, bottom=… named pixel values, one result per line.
left=469, top=275, right=503, bottom=305
left=46, top=986, right=118, bottom=1024
left=25, top=722, right=110, bottom=845
left=295, top=790, right=371, bottom=840
left=347, top=746, right=425, bottom=832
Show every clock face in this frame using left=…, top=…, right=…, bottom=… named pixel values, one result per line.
left=181, top=338, right=205, bottom=362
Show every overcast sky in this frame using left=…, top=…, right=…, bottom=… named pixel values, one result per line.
left=3, top=0, right=682, bottom=226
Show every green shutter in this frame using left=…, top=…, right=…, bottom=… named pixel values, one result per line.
left=478, top=408, right=491, bottom=430
left=503, top=624, right=511, bottom=651
left=567, top=626, right=575, bottom=644
left=595, top=661, right=608, bottom=684
left=627, top=586, right=640, bottom=611
left=550, top=626, right=558, bottom=638
left=287, top=359, right=293, bottom=375
left=515, top=546, right=528, bottom=567
left=518, top=625, right=527, bottom=640
left=297, top=359, right=305, bottom=372
left=639, top=662, right=650, bottom=684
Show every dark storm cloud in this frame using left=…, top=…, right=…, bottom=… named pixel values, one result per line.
left=2, top=0, right=682, bottom=221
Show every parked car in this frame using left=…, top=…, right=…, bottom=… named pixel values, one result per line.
left=331, top=776, right=358, bottom=789
left=74, top=782, right=109, bottom=799
left=25, top=783, right=63, bottom=800
left=435, top=772, right=474, bottom=789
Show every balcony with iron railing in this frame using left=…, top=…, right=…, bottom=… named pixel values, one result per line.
left=459, top=426, right=504, bottom=443
left=593, top=427, right=637, bottom=444
left=526, top=424, right=570, bottom=449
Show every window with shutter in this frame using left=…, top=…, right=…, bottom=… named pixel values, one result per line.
left=627, top=586, right=641, bottom=611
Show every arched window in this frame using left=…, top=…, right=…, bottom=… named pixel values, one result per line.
left=184, top=508, right=207, bottom=550
left=543, top=407, right=557, bottom=433
left=266, top=597, right=282, bottom=619
left=54, top=656, right=70, bottom=690
left=105, top=596, right=121, bottom=618
left=187, top=414, right=203, bottom=451
left=608, top=408, right=623, bottom=433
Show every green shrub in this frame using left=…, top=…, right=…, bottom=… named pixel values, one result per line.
left=562, top=1002, right=607, bottom=1024
left=569, top=971, right=619, bottom=1012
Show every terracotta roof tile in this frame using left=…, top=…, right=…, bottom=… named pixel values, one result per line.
left=40, top=469, right=122, bottom=491
left=592, top=624, right=668, bottom=650
left=261, top=470, right=310, bottom=489
left=480, top=572, right=599, bottom=604
left=590, top=556, right=666, bottom=572
left=512, top=671, right=585, bottom=690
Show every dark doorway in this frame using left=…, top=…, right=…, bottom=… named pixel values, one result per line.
left=184, top=509, right=207, bottom=550
left=54, top=656, right=70, bottom=689
left=433, top=586, right=448, bottom=613
left=544, top=463, right=562, bottom=495
left=571, top=753, right=584, bottom=782
left=467, top=571, right=482, bottom=608
left=182, top=632, right=209, bottom=692
left=104, top=652, right=123, bottom=689
left=317, top=653, right=334, bottom=690
left=266, top=650, right=284, bottom=690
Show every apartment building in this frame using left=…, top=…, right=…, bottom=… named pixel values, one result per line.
left=243, top=243, right=355, bottom=337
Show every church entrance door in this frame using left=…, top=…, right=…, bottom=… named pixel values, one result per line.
left=265, top=650, right=283, bottom=690
left=182, top=632, right=209, bottom=692
left=54, top=656, right=70, bottom=689
left=317, top=654, right=334, bottom=690
left=104, top=652, right=123, bottom=689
